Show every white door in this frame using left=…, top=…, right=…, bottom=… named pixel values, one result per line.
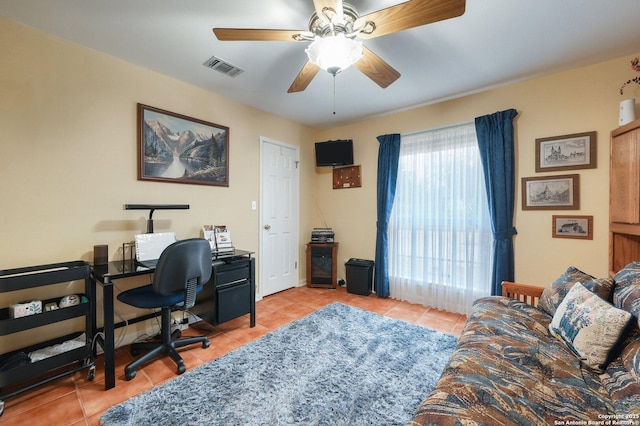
left=260, top=137, right=299, bottom=297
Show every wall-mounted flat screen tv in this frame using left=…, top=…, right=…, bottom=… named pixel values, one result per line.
left=315, top=139, right=354, bottom=167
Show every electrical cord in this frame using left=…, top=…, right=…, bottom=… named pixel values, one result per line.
left=110, top=280, right=161, bottom=347
left=113, top=309, right=129, bottom=348
left=91, top=310, right=129, bottom=353
left=110, top=278, right=192, bottom=347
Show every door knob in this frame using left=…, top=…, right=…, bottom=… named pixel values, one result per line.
left=264, top=224, right=271, bottom=230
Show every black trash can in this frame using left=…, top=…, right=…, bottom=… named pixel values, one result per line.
left=345, top=258, right=375, bottom=296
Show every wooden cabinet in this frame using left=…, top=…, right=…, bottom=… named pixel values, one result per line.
left=306, top=243, right=338, bottom=288
left=610, top=118, right=640, bottom=274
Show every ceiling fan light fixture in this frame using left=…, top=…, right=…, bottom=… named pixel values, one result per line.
left=305, top=34, right=362, bottom=76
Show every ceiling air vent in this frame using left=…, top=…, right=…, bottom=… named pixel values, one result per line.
left=203, top=56, right=244, bottom=77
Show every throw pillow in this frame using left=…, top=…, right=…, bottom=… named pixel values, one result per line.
left=538, top=266, right=614, bottom=317
left=549, top=282, right=632, bottom=372
left=613, top=261, right=640, bottom=325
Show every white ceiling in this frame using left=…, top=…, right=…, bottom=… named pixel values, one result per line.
left=2, top=0, right=640, bottom=128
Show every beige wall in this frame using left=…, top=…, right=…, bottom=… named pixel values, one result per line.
left=310, top=55, right=640, bottom=287
left=0, top=17, right=315, bottom=268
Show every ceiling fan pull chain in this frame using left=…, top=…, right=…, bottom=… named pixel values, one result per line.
left=333, top=74, right=336, bottom=115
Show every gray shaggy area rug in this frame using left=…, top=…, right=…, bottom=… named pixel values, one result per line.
left=100, top=302, right=458, bottom=426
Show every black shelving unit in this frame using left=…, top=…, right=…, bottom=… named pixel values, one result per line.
left=0, top=261, right=95, bottom=417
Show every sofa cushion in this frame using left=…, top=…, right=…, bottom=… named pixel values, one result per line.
left=600, top=357, right=640, bottom=416
left=538, top=266, right=614, bottom=316
left=622, top=334, right=640, bottom=383
left=550, top=282, right=632, bottom=372
left=613, top=261, right=640, bottom=325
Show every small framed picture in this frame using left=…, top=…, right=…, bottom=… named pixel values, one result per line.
left=522, top=174, right=580, bottom=210
left=552, top=215, right=593, bottom=240
left=535, top=131, right=596, bottom=172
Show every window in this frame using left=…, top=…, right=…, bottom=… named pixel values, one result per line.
left=388, top=122, right=492, bottom=315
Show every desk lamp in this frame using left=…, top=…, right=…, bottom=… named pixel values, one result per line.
left=123, top=204, right=189, bottom=233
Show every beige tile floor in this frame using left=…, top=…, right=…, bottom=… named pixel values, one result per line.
left=0, top=286, right=466, bottom=425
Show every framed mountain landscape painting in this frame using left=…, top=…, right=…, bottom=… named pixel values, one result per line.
left=137, top=104, right=229, bottom=186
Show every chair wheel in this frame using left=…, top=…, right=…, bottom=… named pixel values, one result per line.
left=202, top=340, right=210, bottom=349
left=177, top=363, right=186, bottom=375
left=125, top=369, right=137, bottom=381
left=87, top=366, right=96, bottom=381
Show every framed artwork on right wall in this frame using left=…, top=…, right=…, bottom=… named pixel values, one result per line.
left=535, top=131, right=597, bottom=172
left=552, top=215, right=593, bottom=240
left=521, top=174, right=580, bottom=210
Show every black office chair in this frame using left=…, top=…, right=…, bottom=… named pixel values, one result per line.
left=117, top=238, right=212, bottom=380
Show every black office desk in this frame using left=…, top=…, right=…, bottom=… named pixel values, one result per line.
left=91, top=250, right=254, bottom=390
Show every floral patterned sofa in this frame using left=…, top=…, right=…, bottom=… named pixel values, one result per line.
left=410, top=263, right=640, bottom=426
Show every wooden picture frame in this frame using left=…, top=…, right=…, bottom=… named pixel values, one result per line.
left=521, top=174, right=580, bottom=210
left=535, top=131, right=596, bottom=172
left=552, top=215, right=593, bottom=239
left=137, top=103, right=229, bottom=187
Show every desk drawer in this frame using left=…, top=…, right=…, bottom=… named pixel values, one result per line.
left=215, top=262, right=250, bottom=285
left=216, top=280, right=250, bottom=323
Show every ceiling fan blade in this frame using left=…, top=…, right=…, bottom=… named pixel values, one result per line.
left=287, top=61, right=321, bottom=93
left=213, top=28, right=311, bottom=42
left=355, top=0, right=465, bottom=39
left=353, top=46, right=401, bottom=89
left=313, top=0, right=344, bottom=23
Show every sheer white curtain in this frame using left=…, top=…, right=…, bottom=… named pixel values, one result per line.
left=388, top=122, right=493, bottom=315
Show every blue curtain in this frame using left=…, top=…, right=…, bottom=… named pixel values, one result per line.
left=374, top=134, right=401, bottom=297
left=475, top=109, right=518, bottom=296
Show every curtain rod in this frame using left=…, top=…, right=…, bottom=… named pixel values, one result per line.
left=401, top=119, right=474, bottom=138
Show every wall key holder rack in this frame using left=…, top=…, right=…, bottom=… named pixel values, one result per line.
left=333, top=165, right=361, bottom=189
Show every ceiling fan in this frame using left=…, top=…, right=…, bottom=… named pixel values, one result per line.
left=212, top=0, right=466, bottom=93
